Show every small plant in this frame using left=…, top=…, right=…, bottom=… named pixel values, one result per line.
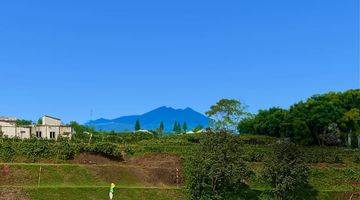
left=334, top=155, right=343, bottom=163
left=124, top=145, right=135, bottom=156
left=353, top=154, right=360, bottom=164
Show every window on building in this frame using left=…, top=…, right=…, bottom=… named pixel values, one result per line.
left=50, top=131, right=56, bottom=139
left=36, top=131, right=42, bottom=138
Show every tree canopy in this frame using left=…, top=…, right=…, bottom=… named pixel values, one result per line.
left=238, top=89, right=360, bottom=146
left=206, top=99, right=249, bottom=132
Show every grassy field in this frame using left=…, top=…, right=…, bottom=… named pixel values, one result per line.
left=0, top=162, right=184, bottom=200
left=1, top=161, right=360, bottom=199
left=25, top=187, right=184, bottom=200
left=1, top=134, right=360, bottom=199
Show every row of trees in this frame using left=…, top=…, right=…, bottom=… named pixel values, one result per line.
left=237, top=89, right=360, bottom=146
left=134, top=119, right=190, bottom=134
left=204, top=89, right=360, bottom=147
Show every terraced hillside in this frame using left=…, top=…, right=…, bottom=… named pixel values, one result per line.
left=1, top=134, right=360, bottom=199
left=0, top=154, right=184, bottom=200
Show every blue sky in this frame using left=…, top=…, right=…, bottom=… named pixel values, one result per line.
left=0, top=0, right=358, bottom=123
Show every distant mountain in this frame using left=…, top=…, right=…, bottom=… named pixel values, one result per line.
left=86, top=106, right=210, bottom=132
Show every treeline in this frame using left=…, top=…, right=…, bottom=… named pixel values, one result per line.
left=238, top=89, right=360, bottom=146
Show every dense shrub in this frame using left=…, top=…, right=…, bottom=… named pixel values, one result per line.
left=185, top=131, right=252, bottom=199
left=262, top=142, right=313, bottom=199
left=0, top=142, right=15, bottom=162
left=80, top=142, right=122, bottom=160
left=0, top=138, right=122, bottom=162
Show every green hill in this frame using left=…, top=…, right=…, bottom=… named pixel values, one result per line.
left=1, top=133, right=360, bottom=199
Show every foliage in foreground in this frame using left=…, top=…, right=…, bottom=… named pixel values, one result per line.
left=185, top=131, right=252, bottom=199
left=261, top=142, right=314, bottom=200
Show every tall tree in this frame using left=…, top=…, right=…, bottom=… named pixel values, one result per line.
left=340, top=108, right=360, bottom=147
left=173, top=121, right=181, bottom=134
left=135, top=119, right=141, bottom=131
left=206, top=99, right=249, bottom=132
left=173, top=121, right=178, bottom=132
left=159, top=121, right=165, bottom=133
left=182, top=122, right=188, bottom=133
left=37, top=118, right=43, bottom=125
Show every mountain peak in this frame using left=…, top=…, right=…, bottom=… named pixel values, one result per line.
left=86, top=106, right=209, bottom=132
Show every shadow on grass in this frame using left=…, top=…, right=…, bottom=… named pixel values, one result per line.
left=227, top=184, right=318, bottom=200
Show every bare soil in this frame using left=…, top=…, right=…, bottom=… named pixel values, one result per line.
left=71, top=152, right=184, bottom=186
left=71, top=153, right=123, bottom=165
left=340, top=192, right=360, bottom=200
left=0, top=189, right=29, bottom=200
left=0, top=165, right=36, bottom=186
left=125, top=153, right=184, bottom=185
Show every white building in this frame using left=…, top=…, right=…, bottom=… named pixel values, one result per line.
left=0, top=115, right=72, bottom=139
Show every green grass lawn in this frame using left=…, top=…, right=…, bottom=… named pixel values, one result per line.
left=26, top=187, right=184, bottom=200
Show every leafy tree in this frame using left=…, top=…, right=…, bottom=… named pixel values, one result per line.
left=37, top=118, right=43, bottom=125
left=238, top=89, right=360, bottom=146
left=185, top=131, right=252, bottom=199
left=206, top=99, right=249, bottom=132
left=70, top=121, right=95, bottom=140
left=239, top=108, right=288, bottom=137
left=193, top=125, right=204, bottom=132
left=262, top=141, right=312, bottom=199
left=16, top=119, right=33, bottom=126
left=135, top=119, right=141, bottom=131
left=340, top=108, right=360, bottom=147
left=182, top=122, right=188, bottom=133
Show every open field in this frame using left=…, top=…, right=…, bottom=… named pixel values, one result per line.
left=1, top=134, right=360, bottom=199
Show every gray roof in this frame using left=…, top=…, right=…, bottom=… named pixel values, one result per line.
left=43, top=115, right=61, bottom=121
left=0, top=116, right=17, bottom=121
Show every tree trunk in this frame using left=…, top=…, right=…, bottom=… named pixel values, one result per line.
left=348, top=134, right=351, bottom=147
left=357, top=136, right=360, bottom=148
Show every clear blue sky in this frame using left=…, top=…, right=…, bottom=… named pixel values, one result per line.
left=0, top=0, right=359, bottom=123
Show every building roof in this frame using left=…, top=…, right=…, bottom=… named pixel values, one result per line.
left=43, top=115, right=61, bottom=121
left=0, top=116, right=17, bottom=122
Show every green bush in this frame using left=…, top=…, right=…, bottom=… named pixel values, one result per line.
left=185, top=131, right=252, bottom=199
left=0, top=142, right=15, bottom=162
left=124, top=145, right=135, bottom=156
left=353, top=154, right=360, bottom=164
left=262, top=142, right=312, bottom=199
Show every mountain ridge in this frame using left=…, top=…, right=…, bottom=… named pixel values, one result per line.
left=86, top=106, right=210, bottom=132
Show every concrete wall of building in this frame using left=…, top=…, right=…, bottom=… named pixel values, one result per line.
left=15, top=126, right=31, bottom=139
left=32, top=125, right=72, bottom=139
left=0, top=126, right=31, bottom=138
left=42, top=116, right=61, bottom=126
left=60, top=126, right=72, bottom=138
left=0, top=126, right=16, bottom=137
left=0, top=116, right=71, bottom=140
left=0, top=121, right=16, bottom=126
